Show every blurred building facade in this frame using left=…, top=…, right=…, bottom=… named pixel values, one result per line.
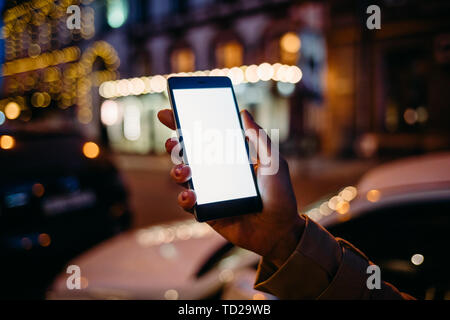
left=1, top=0, right=120, bottom=139
left=325, top=0, right=450, bottom=158
left=2, top=0, right=450, bottom=158
left=98, top=0, right=327, bottom=155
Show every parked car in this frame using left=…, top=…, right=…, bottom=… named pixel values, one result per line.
left=47, top=152, right=450, bottom=300
left=317, top=152, right=450, bottom=300
left=0, top=129, right=132, bottom=299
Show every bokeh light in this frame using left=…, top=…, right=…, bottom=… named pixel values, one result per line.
left=83, top=142, right=100, bottom=159
left=32, top=183, right=45, bottom=197
left=257, top=62, right=274, bottom=81
left=0, top=111, right=5, bottom=125
left=404, top=108, right=418, bottom=125
left=107, top=0, right=129, bottom=29
left=339, top=186, right=358, bottom=201
left=164, top=289, right=179, bottom=300
left=280, top=32, right=301, bottom=53
left=5, top=102, right=20, bottom=120
left=99, top=63, right=303, bottom=98
left=336, top=201, right=350, bottom=214
left=411, top=253, right=424, bottom=266
left=245, top=64, right=259, bottom=83
left=38, top=233, right=51, bottom=247
left=366, top=189, right=381, bottom=202
left=101, top=100, right=120, bottom=126
left=253, top=293, right=267, bottom=300
left=150, top=75, right=166, bottom=93
left=228, top=66, right=244, bottom=84
left=0, top=135, right=15, bottom=150
left=123, top=104, right=141, bottom=141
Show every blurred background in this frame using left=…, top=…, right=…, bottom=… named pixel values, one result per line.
left=1, top=0, right=449, bottom=300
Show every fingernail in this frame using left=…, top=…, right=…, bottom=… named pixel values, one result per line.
left=181, top=191, right=188, bottom=201
left=174, top=167, right=181, bottom=177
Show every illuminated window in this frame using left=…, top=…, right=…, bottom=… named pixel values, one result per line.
left=171, top=48, right=195, bottom=73
left=279, top=32, right=301, bottom=65
left=215, top=40, right=243, bottom=68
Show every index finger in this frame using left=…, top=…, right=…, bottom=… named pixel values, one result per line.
left=157, top=109, right=176, bottom=130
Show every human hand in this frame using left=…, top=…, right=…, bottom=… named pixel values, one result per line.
left=157, top=109, right=305, bottom=267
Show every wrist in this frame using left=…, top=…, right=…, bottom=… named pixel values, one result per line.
left=265, top=215, right=305, bottom=268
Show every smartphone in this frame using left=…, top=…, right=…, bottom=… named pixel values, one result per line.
left=167, top=76, right=263, bottom=222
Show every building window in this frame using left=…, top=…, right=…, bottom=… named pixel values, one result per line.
left=170, top=47, right=195, bottom=73
left=279, top=32, right=301, bottom=65
left=215, top=40, right=243, bottom=68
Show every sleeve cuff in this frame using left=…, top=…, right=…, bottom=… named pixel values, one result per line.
left=253, top=216, right=412, bottom=299
left=317, top=242, right=371, bottom=299
left=254, top=216, right=342, bottom=299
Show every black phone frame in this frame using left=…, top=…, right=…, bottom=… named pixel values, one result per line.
left=167, top=76, right=263, bottom=222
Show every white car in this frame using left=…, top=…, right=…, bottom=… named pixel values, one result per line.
left=47, top=152, right=450, bottom=300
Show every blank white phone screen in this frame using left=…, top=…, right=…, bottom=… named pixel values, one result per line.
left=172, top=87, right=257, bottom=205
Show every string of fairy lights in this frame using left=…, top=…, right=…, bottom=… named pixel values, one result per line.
left=99, top=63, right=303, bottom=99
left=0, top=0, right=119, bottom=125
left=1, top=1, right=302, bottom=126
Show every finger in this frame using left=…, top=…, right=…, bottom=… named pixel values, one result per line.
left=240, top=110, right=272, bottom=164
left=157, top=109, right=176, bottom=130
left=165, top=137, right=179, bottom=154
left=178, top=189, right=196, bottom=211
left=170, top=164, right=191, bottom=184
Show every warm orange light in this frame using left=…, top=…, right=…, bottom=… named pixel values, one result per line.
left=80, top=276, right=89, bottom=289
left=366, top=189, right=381, bottom=202
left=38, top=233, right=51, bottom=247
left=83, top=141, right=100, bottom=159
left=337, top=212, right=351, bottom=222
left=403, top=108, right=418, bottom=125
left=280, top=32, right=301, bottom=54
left=5, top=102, right=20, bottom=119
left=32, top=183, right=45, bottom=197
left=336, top=201, right=350, bottom=214
left=253, top=293, right=266, bottom=300
left=216, top=40, right=243, bottom=69
left=0, top=135, right=15, bottom=150
left=171, top=48, right=195, bottom=73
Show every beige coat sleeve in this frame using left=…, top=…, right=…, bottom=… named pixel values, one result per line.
left=254, top=215, right=414, bottom=300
